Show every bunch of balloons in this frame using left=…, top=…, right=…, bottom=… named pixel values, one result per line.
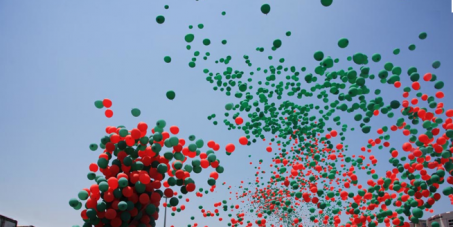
left=70, top=120, right=227, bottom=227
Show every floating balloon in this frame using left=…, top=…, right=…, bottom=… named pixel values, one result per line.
left=260, top=4, right=271, bottom=15
left=166, top=90, right=176, bottom=100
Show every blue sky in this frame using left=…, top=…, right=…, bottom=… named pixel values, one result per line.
left=0, top=0, right=453, bottom=226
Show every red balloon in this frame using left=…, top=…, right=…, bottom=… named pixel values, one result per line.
left=225, top=143, right=235, bottom=153
left=105, top=109, right=113, bottom=118
left=210, top=172, right=219, bottom=180
left=330, top=130, right=338, bottom=137
left=235, top=117, right=244, bottom=125
left=170, top=126, right=179, bottom=134
left=139, top=193, right=150, bottom=204
left=412, top=81, right=420, bottom=90
left=266, top=146, right=272, bottom=152
left=111, top=217, right=122, bottom=227
left=107, top=177, right=119, bottom=190
left=239, top=137, right=248, bottom=145
left=103, top=99, right=112, bottom=108
left=423, top=73, right=432, bottom=81
left=164, top=188, right=174, bottom=198
left=131, top=129, right=141, bottom=139
left=137, top=122, right=148, bottom=132
left=187, top=183, right=196, bottom=192
left=200, top=159, right=210, bottom=168
left=105, top=209, right=117, bottom=220
left=81, top=210, right=88, bottom=220
left=89, top=163, right=98, bottom=172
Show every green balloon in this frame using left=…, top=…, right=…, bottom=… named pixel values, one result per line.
left=313, top=51, right=324, bottom=61
left=390, top=100, right=400, bottom=109
left=166, top=90, right=176, bottom=100
left=94, top=100, right=103, bottom=109
left=131, top=108, right=141, bottom=117
left=118, top=201, right=128, bottom=211
left=393, top=48, right=400, bottom=55
left=320, top=0, right=333, bottom=6
left=164, top=56, right=171, bottom=63
left=261, top=4, right=271, bottom=14
left=273, top=39, right=282, bottom=48
left=97, top=158, right=108, bottom=169
left=352, top=52, right=365, bottom=65
left=419, top=32, right=427, bottom=40
left=157, top=163, right=168, bottom=173
left=99, top=181, right=109, bottom=192
left=371, top=54, right=381, bottom=62
left=207, top=178, right=216, bottom=186
left=225, top=103, right=234, bottom=110
left=432, top=61, right=441, bottom=69
left=434, top=81, right=444, bottom=89
left=69, top=198, right=79, bottom=207
left=362, top=126, right=371, bottom=134
left=185, top=34, right=195, bottom=43
left=78, top=190, right=89, bottom=200
left=412, top=208, right=423, bottom=218
left=156, top=15, right=165, bottom=24
left=146, top=204, right=156, bottom=215
left=89, top=143, right=98, bottom=151
left=337, top=38, right=349, bottom=48
left=203, top=39, right=211, bottom=46
left=169, top=197, right=179, bottom=206
left=118, top=177, right=128, bottom=188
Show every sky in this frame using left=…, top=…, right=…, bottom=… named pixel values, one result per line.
left=0, top=0, right=453, bottom=226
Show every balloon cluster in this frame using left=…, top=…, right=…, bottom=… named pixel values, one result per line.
left=193, top=28, right=451, bottom=226
left=70, top=120, right=227, bottom=227
left=72, top=1, right=452, bottom=227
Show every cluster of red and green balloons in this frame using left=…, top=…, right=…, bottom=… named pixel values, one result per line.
left=74, top=0, right=453, bottom=226
left=70, top=120, right=232, bottom=227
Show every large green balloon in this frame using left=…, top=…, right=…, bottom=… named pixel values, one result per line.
left=131, top=108, right=141, bottom=117
left=166, top=90, right=176, bottom=100
left=261, top=4, right=271, bottom=14
left=185, top=34, right=195, bottom=43
left=273, top=39, right=282, bottom=49
left=320, top=0, right=333, bottom=7
left=337, top=38, right=349, bottom=48
left=156, top=15, right=165, bottom=24
left=169, top=197, right=179, bottom=206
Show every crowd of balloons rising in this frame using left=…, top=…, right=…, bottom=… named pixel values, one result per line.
left=69, top=2, right=452, bottom=227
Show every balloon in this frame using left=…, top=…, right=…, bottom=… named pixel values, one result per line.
left=185, top=34, right=195, bottom=43
left=166, top=90, right=176, bottom=100
left=321, top=0, right=333, bottom=6
left=239, top=136, right=248, bottom=145
left=164, top=56, right=171, bottom=63
left=156, top=15, right=165, bottom=24
left=105, top=109, right=113, bottom=118
left=203, top=39, right=211, bottom=46
left=337, top=38, right=349, bottom=48
left=260, top=4, right=271, bottom=14
left=419, top=32, right=428, bottom=40
left=131, top=108, right=141, bottom=117
left=103, top=99, right=112, bottom=108
left=273, top=39, right=282, bottom=49
left=225, top=144, right=235, bottom=153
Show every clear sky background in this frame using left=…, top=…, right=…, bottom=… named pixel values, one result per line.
left=0, top=0, right=453, bottom=227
